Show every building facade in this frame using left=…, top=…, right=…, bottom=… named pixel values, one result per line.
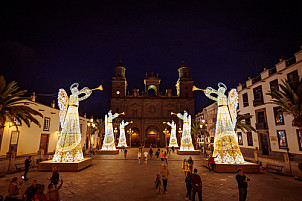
left=0, top=100, right=93, bottom=157
left=110, top=61, right=195, bottom=147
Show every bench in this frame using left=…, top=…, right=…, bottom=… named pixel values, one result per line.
left=264, top=164, right=283, bottom=174
left=14, top=163, right=24, bottom=172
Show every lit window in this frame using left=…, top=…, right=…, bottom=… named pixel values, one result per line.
left=277, top=130, right=287, bottom=149
left=273, top=107, right=284, bottom=125
left=237, top=132, right=243, bottom=145
left=43, top=117, right=50, bottom=131
left=247, top=132, right=253, bottom=146
left=296, top=129, right=302, bottom=151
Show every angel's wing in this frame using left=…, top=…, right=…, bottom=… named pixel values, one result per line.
left=58, top=89, right=68, bottom=127
left=228, top=88, right=238, bottom=130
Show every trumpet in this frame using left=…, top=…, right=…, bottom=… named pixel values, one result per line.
left=192, top=85, right=204, bottom=91
left=129, top=121, right=133, bottom=124
left=91, top=85, right=103, bottom=91
left=119, top=112, right=125, bottom=115
left=163, top=122, right=167, bottom=124
left=171, top=112, right=177, bottom=116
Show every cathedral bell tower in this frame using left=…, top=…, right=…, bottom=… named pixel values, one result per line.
left=176, top=61, right=194, bottom=98
left=144, top=72, right=161, bottom=96
left=112, top=60, right=127, bottom=98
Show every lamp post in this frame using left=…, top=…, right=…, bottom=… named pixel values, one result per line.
left=200, top=119, right=207, bottom=158
left=163, top=128, right=169, bottom=148
left=114, top=127, right=118, bottom=146
left=127, top=128, right=133, bottom=148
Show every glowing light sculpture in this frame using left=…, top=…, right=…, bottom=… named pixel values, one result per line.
left=166, top=120, right=179, bottom=147
left=53, top=83, right=92, bottom=163
left=176, top=111, right=195, bottom=151
left=117, top=120, right=129, bottom=147
left=101, top=110, right=120, bottom=151
left=204, top=82, right=244, bottom=164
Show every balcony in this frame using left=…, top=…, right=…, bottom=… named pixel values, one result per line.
left=253, top=99, right=264, bottom=106
left=256, top=122, right=268, bottom=130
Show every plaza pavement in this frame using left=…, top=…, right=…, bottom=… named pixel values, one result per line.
left=0, top=148, right=301, bottom=201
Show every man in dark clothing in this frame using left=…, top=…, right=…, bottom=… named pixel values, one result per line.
left=24, top=156, right=31, bottom=181
left=191, top=168, right=202, bottom=201
left=236, top=168, right=250, bottom=201
left=22, top=179, right=38, bottom=201
left=149, top=148, right=153, bottom=159
left=50, top=167, right=60, bottom=188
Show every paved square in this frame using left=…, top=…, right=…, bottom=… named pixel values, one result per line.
left=0, top=149, right=301, bottom=201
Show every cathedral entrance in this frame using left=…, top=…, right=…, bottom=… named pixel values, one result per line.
left=131, top=127, right=140, bottom=147
left=146, top=125, right=159, bottom=147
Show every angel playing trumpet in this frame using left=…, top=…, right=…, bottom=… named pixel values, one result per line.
left=53, top=83, right=103, bottom=163
left=198, top=82, right=244, bottom=164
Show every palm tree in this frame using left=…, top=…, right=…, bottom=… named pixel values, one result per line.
left=95, top=118, right=105, bottom=148
left=191, top=120, right=209, bottom=149
left=209, top=112, right=256, bottom=134
left=0, top=76, right=43, bottom=135
left=267, top=77, right=302, bottom=139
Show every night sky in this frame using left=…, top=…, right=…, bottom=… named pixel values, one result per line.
left=1, top=1, right=301, bottom=118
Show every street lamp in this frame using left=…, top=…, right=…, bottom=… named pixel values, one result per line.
left=200, top=119, right=207, bottom=158
left=163, top=128, right=169, bottom=148
left=114, top=127, right=118, bottom=145
left=87, top=118, right=96, bottom=152
left=127, top=128, right=133, bottom=148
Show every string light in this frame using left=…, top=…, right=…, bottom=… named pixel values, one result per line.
left=117, top=120, right=129, bottom=147
left=204, top=82, right=244, bottom=164
left=166, top=120, right=179, bottom=147
left=177, top=111, right=195, bottom=151
left=53, top=84, right=92, bottom=163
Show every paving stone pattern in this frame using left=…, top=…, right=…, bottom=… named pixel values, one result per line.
left=0, top=149, right=300, bottom=201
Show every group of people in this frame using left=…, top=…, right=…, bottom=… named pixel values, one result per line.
left=137, top=146, right=170, bottom=165
left=7, top=166, right=63, bottom=201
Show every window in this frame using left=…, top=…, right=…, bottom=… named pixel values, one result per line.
left=238, top=132, right=243, bottom=145
left=273, top=107, right=284, bottom=125
left=277, top=130, right=287, bottom=149
left=257, top=111, right=265, bottom=123
left=242, top=93, right=249, bottom=107
left=247, top=132, right=253, bottom=146
left=253, top=85, right=264, bottom=106
left=287, top=70, right=298, bottom=84
left=43, top=117, right=50, bottom=131
left=269, top=79, right=279, bottom=93
left=297, top=129, right=302, bottom=151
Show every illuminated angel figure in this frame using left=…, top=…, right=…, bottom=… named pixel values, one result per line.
left=204, top=82, right=244, bottom=164
left=167, top=120, right=179, bottom=148
left=101, top=110, right=120, bottom=150
left=176, top=111, right=195, bottom=151
left=117, top=120, right=130, bottom=147
left=53, top=83, right=92, bottom=163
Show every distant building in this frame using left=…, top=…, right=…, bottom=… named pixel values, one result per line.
left=0, top=100, right=93, bottom=156
left=195, top=102, right=217, bottom=139
left=110, top=61, right=195, bottom=147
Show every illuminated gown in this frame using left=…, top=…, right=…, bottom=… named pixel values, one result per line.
left=53, top=84, right=92, bottom=163
left=167, top=120, right=179, bottom=147
left=204, top=83, right=244, bottom=164
left=117, top=120, right=129, bottom=147
left=101, top=110, right=120, bottom=150
left=177, top=111, right=195, bottom=151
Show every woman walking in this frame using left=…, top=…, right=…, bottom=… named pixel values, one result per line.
left=188, top=156, right=194, bottom=173
left=182, top=159, right=189, bottom=176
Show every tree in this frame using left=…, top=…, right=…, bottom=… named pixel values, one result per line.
left=209, top=112, right=256, bottom=134
left=267, top=77, right=302, bottom=139
left=0, top=76, right=43, bottom=135
left=95, top=118, right=105, bottom=148
left=191, top=120, right=209, bottom=149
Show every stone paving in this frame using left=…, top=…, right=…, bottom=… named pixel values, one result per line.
left=0, top=148, right=301, bottom=201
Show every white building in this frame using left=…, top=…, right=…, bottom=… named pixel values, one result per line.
left=0, top=100, right=95, bottom=157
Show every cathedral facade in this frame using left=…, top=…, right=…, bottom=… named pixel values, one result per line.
left=110, top=61, right=195, bottom=147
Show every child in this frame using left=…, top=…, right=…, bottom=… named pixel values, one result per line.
left=155, top=174, right=161, bottom=194
left=144, top=151, right=148, bottom=163
left=124, top=149, right=128, bottom=159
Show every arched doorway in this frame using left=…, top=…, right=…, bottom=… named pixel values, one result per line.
left=131, top=127, right=140, bottom=147
left=146, top=125, right=159, bottom=147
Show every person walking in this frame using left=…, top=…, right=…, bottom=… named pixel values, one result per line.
left=46, top=179, right=63, bottom=201
left=185, top=171, right=192, bottom=200
left=22, top=179, right=38, bottom=201
left=138, top=151, right=142, bottom=164
left=187, top=156, right=194, bottom=173
left=149, top=147, right=153, bottom=159
left=164, top=151, right=168, bottom=166
left=160, top=164, right=169, bottom=193
left=182, top=159, right=189, bottom=176
left=8, top=176, right=23, bottom=198
left=160, top=151, right=165, bottom=165
left=236, top=168, right=250, bottom=201
left=171, top=146, right=175, bottom=153
left=144, top=150, right=148, bottom=164
left=24, top=156, right=32, bottom=181
left=191, top=168, right=202, bottom=201
left=124, top=149, right=128, bottom=159
left=48, top=167, right=60, bottom=189
left=155, top=149, right=160, bottom=159
left=208, top=155, right=217, bottom=171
